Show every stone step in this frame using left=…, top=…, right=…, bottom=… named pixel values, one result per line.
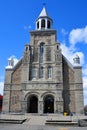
left=23, top=116, right=46, bottom=125
left=0, top=119, right=26, bottom=124
left=45, top=121, right=78, bottom=126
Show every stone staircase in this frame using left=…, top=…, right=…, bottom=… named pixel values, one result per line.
left=78, top=119, right=87, bottom=127
left=0, top=113, right=87, bottom=126
left=23, top=115, right=46, bottom=125
left=23, top=114, right=78, bottom=126
left=45, top=119, right=78, bottom=126
left=0, top=119, right=26, bottom=124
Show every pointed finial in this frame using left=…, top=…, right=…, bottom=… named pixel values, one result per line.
left=43, top=3, right=46, bottom=7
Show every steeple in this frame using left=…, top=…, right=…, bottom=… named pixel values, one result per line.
left=36, top=7, right=53, bottom=30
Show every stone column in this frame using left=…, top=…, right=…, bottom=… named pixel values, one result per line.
left=38, top=101, right=43, bottom=114
left=37, top=66, right=39, bottom=79
left=54, top=98, right=56, bottom=113
left=36, top=66, right=38, bottom=80
left=39, top=19, right=41, bottom=30
left=45, top=66, right=47, bottom=79
left=21, top=84, right=27, bottom=113
left=45, top=19, right=48, bottom=29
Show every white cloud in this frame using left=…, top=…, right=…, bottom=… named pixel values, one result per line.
left=0, top=82, right=4, bottom=95
left=82, top=66, right=87, bottom=105
left=83, top=76, right=87, bottom=89
left=60, top=43, right=84, bottom=65
left=83, top=88, right=87, bottom=105
left=0, top=76, right=4, bottom=81
left=83, top=65, right=87, bottom=76
left=83, top=76, right=87, bottom=105
left=13, top=57, right=19, bottom=66
left=61, top=28, right=68, bottom=35
left=69, top=26, right=87, bottom=45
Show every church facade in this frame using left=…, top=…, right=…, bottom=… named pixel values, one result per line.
left=2, top=7, right=84, bottom=114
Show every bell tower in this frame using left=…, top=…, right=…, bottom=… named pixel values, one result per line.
left=29, top=6, right=63, bottom=113
left=36, top=7, right=53, bottom=30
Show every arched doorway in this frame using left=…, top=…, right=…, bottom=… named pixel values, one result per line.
left=27, top=95, right=38, bottom=113
left=44, top=95, right=54, bottom=113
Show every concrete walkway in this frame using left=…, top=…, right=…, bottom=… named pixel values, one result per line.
left=0, top=124, right=87, bottom=130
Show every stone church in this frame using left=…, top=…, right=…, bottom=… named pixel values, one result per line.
left=2, top=7, right=84, bottom=114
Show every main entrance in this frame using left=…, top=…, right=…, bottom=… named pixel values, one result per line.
left=27, top=95, right=38, bottom=113
left=44, top=95, right=54, bottom=113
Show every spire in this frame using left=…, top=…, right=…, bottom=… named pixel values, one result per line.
left=36, top=7, right=53, bottom=30
left=39, top=7, right=48, bottom=17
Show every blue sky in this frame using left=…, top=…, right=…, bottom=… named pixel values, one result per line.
left=0, top=0, right=87, bottom=105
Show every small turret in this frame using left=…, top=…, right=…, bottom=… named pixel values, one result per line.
left=6, top=56, right=18, bottom=69
left=73, top=55, right=80, bottom=66
left=8, top=57, right=14, bottom=67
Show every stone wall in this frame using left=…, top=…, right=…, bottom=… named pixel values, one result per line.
left=10, top=90, right=21, bottom=112
left=62, top=57, right=76, bottom=113
left=12, top=61, right=22, bottom=84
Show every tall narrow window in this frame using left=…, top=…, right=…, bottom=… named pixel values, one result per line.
left=57, top=45, right=59, bottom=50
left=48, top=66, right=52, bottom=78
left=32, top=67, right=36, bottom=79
left=26, top=46, right=28, bottom=52
left=40, top=43, right=44, bottom=63
left=47, top=20, right=51, bottom=29
left=37, top=21, right=39, bottom=29
left=41, top=19, right=45, bottom=28
left=40, top=67, right=44, bottom=78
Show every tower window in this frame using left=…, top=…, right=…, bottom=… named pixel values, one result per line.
left=47, top=20, right=51, bottom=29
left=48, top=66, right=52, bottom=78
left=32, top=67, right=36, bottom=79
left=41, top=19, right=45, bottom=28
left=57, top=45, right=59, bottom=50
left=26, top=46, right=28, bottom=52
left=40, top=43, right=45, bottom=63
left=40, top=67, right=44, bottom=78
left=37, top=21, right=39, bottom=29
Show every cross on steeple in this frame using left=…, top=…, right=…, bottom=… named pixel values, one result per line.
left=43, top=3, right=46, bottom=7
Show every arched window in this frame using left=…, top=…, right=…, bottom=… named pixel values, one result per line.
left=40, top=66, right=44, bottom=78
left=41, top=19, right=45, bottom=28
left=48, top=66, right=52, bottom=78
left=47, top=20, right=51, bottom=29
left=37, top=21, right=39, bottom=29
left=40, top=43, right=45, bottom=63
left=8, top=58, right=14, bottom=66
left=32, top=67, right=36, bottom=79
left=57, top=45, right=59, bottom=50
